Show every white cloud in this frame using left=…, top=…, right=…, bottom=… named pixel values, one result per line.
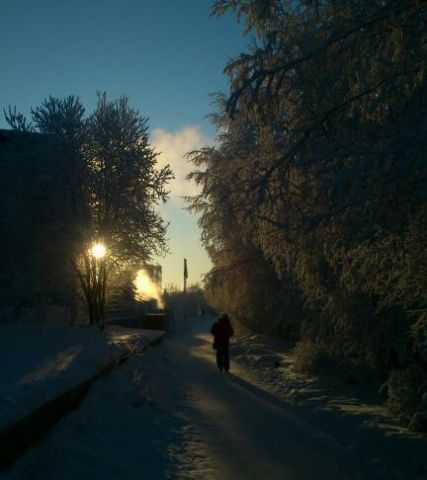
left=151, top=126, right=211, bottom=202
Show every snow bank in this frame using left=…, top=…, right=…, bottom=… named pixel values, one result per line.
left=230, top=330, right=427, bottom=478
left=0, top=324, right=162, bottom=432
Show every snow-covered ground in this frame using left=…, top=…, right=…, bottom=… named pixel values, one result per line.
left=3, top=315, right=425, bottom=479
left=0, top=323, right=162, bottom=432
left=231, top=329, right=427, bottom=479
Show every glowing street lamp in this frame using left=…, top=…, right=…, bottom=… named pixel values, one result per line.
left=88, top=242, right=108, bottom=330
left=91, top=242, right=106, bottom=259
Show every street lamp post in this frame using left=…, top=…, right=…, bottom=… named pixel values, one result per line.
left=91, top=242, right=107, bottom=330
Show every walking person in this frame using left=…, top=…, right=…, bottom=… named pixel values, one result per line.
left=211, top=314, right=234, bottom=372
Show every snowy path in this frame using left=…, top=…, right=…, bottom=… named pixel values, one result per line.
left=162, top=323, right=376, bottom=479
left=4, top=318, right=385, bottom=479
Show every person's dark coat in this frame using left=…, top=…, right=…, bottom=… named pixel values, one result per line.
left=211, top=314, right=234, bottom=349
left=211, top=314, right=234, bottom=372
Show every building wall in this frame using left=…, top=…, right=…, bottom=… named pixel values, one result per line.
left=0, top=130, right=79, bottom=323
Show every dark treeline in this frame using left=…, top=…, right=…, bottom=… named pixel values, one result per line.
left=188, top=1, right=427, bottom=422
left=163, top=284, right=205, bottom=321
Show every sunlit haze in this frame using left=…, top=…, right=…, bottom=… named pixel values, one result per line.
left=133, top=269, right=163, bottom=307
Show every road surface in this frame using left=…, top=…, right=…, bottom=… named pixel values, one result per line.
left=5, top=317, right=385, bottom=479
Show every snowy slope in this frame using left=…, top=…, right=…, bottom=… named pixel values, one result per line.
left=230, top=328, right=427, bottom=478
left=0, top=323, right=161, bottom=432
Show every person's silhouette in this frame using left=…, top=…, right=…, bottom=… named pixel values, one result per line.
left=211, top=314, right=234, bottom=372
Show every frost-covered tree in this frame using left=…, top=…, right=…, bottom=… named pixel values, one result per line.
left=187, top=95, right=303, bottom=335
left=188, top=0, right=427, bottom=376
left=6, top=93, right=173, bottom=326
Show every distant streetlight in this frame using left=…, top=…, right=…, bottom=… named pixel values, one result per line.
left=91, top=242, right=106, bottom=259
left=87, top=242, right=108, bottom=330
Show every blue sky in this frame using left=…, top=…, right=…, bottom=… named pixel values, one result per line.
left=0, top=0, right=248, bottom=287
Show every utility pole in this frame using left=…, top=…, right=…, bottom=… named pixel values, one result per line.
left=183, top=258, right=188, bottom=293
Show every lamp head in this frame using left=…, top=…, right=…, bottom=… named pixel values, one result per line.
left=91, top=243, right=106, bottom=259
